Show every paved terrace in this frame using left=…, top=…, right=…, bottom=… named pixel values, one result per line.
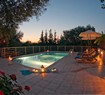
left=0, top=52, right=105, bottom=95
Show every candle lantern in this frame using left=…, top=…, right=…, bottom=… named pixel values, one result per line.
left=47, top=50, right=49, bottom=52
left=8, top=56, right=12, bottom=61
left=41, top=65, right=45, bottom=73
left=35, top=69, right=39, bottom=73
left=8, top=56, right=13, bottom=65
left=32, top=69, right=36, bottom=72
left=32, top=69, right=39, bottom=73
left=51, top=68, right=57, bottom=73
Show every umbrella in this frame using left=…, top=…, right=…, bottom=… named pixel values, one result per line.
left=79, top=30, right=101, bottom=38
left=81, top=37, right=96, bottom=47
left=81, top=37, right=96, bottom=40
left=79, top=30, right=101, bottom=49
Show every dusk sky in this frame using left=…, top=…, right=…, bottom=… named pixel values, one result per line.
left=19, top=0, right=105, bottom=43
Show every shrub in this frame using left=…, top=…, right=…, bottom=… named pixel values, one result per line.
left=0, top=70, right=30, bottom=95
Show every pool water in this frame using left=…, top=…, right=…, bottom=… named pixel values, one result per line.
left=14, top=52, right=68, bottom=69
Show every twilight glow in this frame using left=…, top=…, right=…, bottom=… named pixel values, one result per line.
left=19, top=0, right=105, bottom=43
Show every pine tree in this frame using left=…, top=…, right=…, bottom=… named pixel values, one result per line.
left=54, top=31, right=57, bottom=44
left=40, top=30, right=44, bottom=44
left=44, top=30, right=48, bottom=44
left=48, top=29, right=53, bottom=45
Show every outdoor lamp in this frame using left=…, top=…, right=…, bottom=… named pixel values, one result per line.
left=32, top=69, right=39, bottom=73
left=101, top=51, right=103, bottom=55
left=47, top=50, right=49, bottom=52
left=32, top=69, right=36, bottom=72
left=41, top=65, right=45, bottom=73
left=51, top=68, right=57, bottom=73
left=8, top=56, right=12, bottom=61
left=35, top=69, right=39, bottom=73
left=98, top=48, right=100, bottom=53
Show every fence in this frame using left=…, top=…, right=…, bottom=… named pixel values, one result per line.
left=0, top=46, right=91, bottom=58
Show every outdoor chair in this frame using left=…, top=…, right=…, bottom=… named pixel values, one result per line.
left=75, top=49, right=98, bottom=64
left=75, top=49, right=96, bottom=59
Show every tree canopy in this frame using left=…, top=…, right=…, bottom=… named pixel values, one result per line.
left=63, top=25, right=95, bottom=45
left=0, top=0, right=49, bottom=29
left=100, top=0, right=105, bottom=9
left=0, top=0, right=49, bottom=47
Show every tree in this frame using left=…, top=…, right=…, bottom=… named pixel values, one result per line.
left=0, top=0, right=49, bottom=29
left=100, top=0, right=105, bottom=9
left=44, top=30, right=48, bottom=44
left=48, top=29, right=53, bottom=45
left=94, top=31, right=105, bottom=45
left=0, top=27, right=16, bottom=47
left=62, top=25, right=95, bottom=45
left=0, top=0, right=49, bottom=46
left=9, top=31, right=23, bottom=47
left=54, top=31, right=57, bottom=44
left=40, top=30, right=44, bottom=44
left=58, top=34, right=66, bottom=45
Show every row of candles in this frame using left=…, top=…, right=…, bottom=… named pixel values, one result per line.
left=32, top=65, right=57, bottom=73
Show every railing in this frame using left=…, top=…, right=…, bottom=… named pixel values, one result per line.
left=0, top=46, right=92, bottom=58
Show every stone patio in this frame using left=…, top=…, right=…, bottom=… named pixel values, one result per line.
left=0, top=52, right=105, bottom=95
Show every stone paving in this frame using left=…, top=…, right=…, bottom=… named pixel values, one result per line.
left=0, top=52, right=105, bottom=95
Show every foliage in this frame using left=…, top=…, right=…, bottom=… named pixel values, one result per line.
left=54, top=31, right=57, bottom=44
left=48, top=29, right=53, bottom=45
left=0, top=0, right=49, bottom=29
left=0, top=0, right=49, bottom=47
left=9, top=31, right=23, bottom=47
left=44, top=30, right=48, bottom=44
left=39, top=29, right=57, bottom=45
left=40, top=30, right=44, bottom=44
left=0, top=71, right=30, bottom=95
left=100, top=0, right=105, bottom=9
left=57, top=34, right=67, bottom=45
left=94, top=33, right=105, bottom=45
left=62, top=25, right=95, bottom=45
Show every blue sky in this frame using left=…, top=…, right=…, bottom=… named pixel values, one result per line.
left=19, top=0, right=105, bottom=42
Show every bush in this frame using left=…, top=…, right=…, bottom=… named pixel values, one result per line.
left=0, top=71, right=30, bottom=95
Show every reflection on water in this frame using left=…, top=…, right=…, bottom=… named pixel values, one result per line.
left=40, top=73, right=47, bottom=78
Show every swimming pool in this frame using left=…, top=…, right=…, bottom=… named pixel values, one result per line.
left=14, top=52, right=68, bottom=69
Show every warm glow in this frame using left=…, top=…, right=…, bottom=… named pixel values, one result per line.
left=86, top=49, right=88, bottom=53
left=32, top=69, right=36, bottom=72
left=35, top=69, right=39, bottom=73
left=51, top=68, right=57, bottom=72
left=8, top=56, right=12, bottom=61
left=41, top=73, right=46, bottom=78
left=96, top=55, right=103, bottom=73
left=47, top=50, right=49, bottom=52
left=101, top=51, right=103, bottom=55
left=98, top=48, right=100, bottom=53
left=69, top=49, right=73, bottom=54
left=41, top=65, right=45, bottom=73
left=32, top=69, right=39, bottom=73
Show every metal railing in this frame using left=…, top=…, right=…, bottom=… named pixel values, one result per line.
left=0, top=46, right=91, bottom=58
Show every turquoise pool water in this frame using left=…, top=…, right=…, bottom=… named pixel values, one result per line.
left=14, top=52, right=68, bottom=69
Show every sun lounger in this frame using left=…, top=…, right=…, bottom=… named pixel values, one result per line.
left=75, top=49, right=98, bottom=64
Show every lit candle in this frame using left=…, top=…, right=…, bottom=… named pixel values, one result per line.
left=101, top=51, right=103, bottom=55
left=41, top=65, right=45, bottom=73
left=51, top=68, right=57, bottom=73
left=47, top=50, right=49, bottom=52
left=32, top=69, right=36, bottom=72
left=35, top=69, right=39, bottom=73
left=8, top=56, right=12, bottom=61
